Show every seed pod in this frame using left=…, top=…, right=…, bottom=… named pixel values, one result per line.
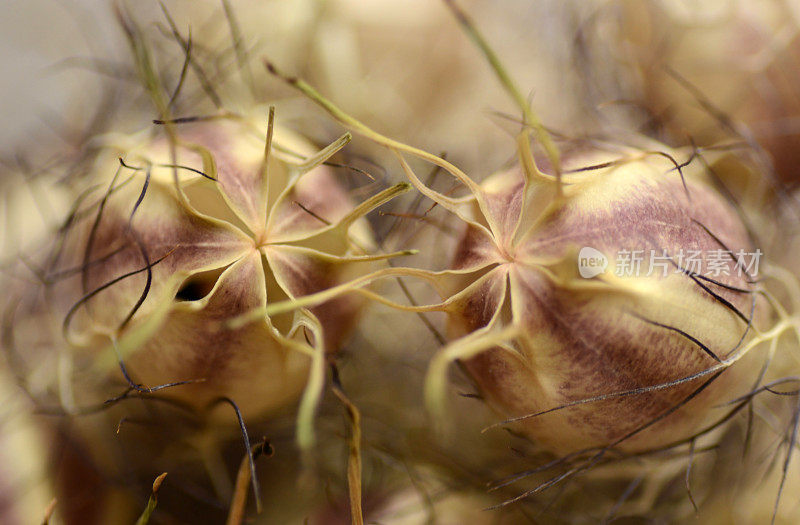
left=267, top=67, right=779, bottom=456
left=440, top=149, right=769, bottom=454
left=18, top=110, right=410, bottom=440
left=590, top=0, right=800, bottom=188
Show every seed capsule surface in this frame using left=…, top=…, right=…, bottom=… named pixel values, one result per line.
left=446, top=150, right=764, bottom=454
left=38, top=112, right=377, bottom=419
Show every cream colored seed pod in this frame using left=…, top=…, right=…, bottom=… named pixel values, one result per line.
left=443, top=149, right=769, bottom=455
left=36, top=110, right=409, bottom=437
left=265, top=66, right=782, bottom=457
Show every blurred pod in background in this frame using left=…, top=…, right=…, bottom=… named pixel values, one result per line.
left=0, top=368, right=54, bottom=525
left=581, top=1, right=800, bottom=188
left=154, top=0, right=591, bottom=176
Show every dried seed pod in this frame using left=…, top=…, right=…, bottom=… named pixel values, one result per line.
left=268, top=62, right=787, bottom=459
left=13, top=110, right=411, bottom=447
left=441, top=149, right=769, bottom=454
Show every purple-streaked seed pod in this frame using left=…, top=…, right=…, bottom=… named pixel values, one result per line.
left=255, top=6, right=798, bottom=518
left=264, top=65, right=783, bottom=458
left=443, top=149, right=770, bottom=454
left=17, top=109, right=410, bottom=436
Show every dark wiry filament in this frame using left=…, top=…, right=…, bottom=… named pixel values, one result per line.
left=651, top=149, right=692, bottom=203
left=691, top=270, right=758, bottom=293
left=604, top=474, right=644, bottom=523
left=725, top=377, right=800, bottom=405
left=118, top=167, right=152, bottom=330
left=487, top=290, right=755, bottom=434
left=82, top=164, right=123, bottom=299
left=157, top=163, right=217, bottom=181
left=691, top=218, right=760, bottom=284
left=46, top=245, right=128, bottom=282
left=324, top=162, right=375, bottom=181
left=36, top=380, right=199, bottom=417
left=221, top=0, right=255, bottom=96
left=665, top=252, right=753, bottom=324
left=664, top=66, right=738, bottom=136
left=62, top=247, right=175, bottom=338
left=110, top=338, right=204, bottom=395
left=210, top=397, right=261, bottom=513
left=631, top=313, right=721, bottom=362
left=167, top=28, right=192, bottom=110
left=46, top=184, right=102, bottom=277
left=153, top=115, right=224, bottom=125
left=488, top=448, right=593, bottom=491
left=159, top=2, right=223, bottom=108
left=686, top=272, right=750, bottom=325
left=773, top=397, right=800, bottom=524
left=489, top=370, right=725, bottom=509
left=382, top=156, right=445, bottom=244
left=294, top=201, right=331, bottom=225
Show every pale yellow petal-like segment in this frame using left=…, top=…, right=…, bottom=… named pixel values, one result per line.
left=268, top=181, right=409, bottom=247
left=265, top=133, right=353, bottom=242
left=330, top=382, right=364, bottom=525
left=293, top=311, right=326, bottom=450
left=442, top=0, right=561, bottom=192
left=266, top=244, right=416, bottom=267
left=390, top=149, right=493, bottom=238
left=425, top=324, right=520, bottom=431
left=227, top=266, right=439, bottom=329
left=423, top=268, right=510, bottom=421
left=266, top=64, right=513, bottom=240
left=479, top=166, right=525, bottom=247
left=265, top=244, right=337, bottom=301
left=264, top=243, right=377, bottom=350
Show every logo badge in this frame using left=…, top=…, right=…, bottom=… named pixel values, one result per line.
left=578, top=246, right=608, bottom=278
